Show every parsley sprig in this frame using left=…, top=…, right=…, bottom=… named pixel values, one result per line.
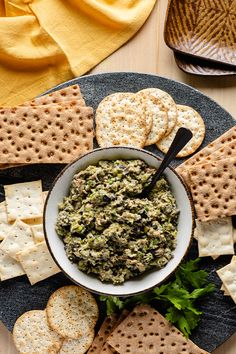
left=100, top=258, right=215, bottom=337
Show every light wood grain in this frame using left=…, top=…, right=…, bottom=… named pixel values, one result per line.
left=0, top=0, right=235, bottom=353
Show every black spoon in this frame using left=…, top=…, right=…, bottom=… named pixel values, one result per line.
left=139, top=127, right=193, bottom=198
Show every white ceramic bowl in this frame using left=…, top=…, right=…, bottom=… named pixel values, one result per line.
left=44, top=147, right=194, bottom=296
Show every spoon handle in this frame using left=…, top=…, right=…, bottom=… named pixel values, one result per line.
left=140, top=127, right=193, bottom=198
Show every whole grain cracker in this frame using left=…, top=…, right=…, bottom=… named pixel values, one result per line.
left=0, top=249, right=25, bottom=281
left=217, top=260, right=236, bottom=304
left=176, top=125, right=236, bottom=177
left=0, top=103, right=93, bottom=164
left=157, top=105, right=205, bottom=157
left=0, top=219, right=34, bottom=260
left=60, top=330, right=95, bottom=354
left=136, top=91, right=168, bottom=145
left=46, top=285, right=99, bottom=339
left=188, top=157, right=236, bottom=221
left=13, top=310, right=63, bottom=354
left=17, top=241, right=60, bottom=285
left=107, top=304, right=209, bottom=354
left=4, top=180, right=43, bottom=222
left=0, top=201, right=13, bottom=241
left=196, top=218, right=234, bottom=257
left=96, top=93, right=147, bottom=148
left=138, top=88, right=177, bottom=135
left=25, top=84, right=85, bottom=107
left=31, top=224, right=44, bottom=243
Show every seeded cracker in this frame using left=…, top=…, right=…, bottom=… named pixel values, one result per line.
left=107, top=304, right=209, bottom=354
left=13, top=310, right=63, bottom=354
left=138, top=88, right=177, bottom=135
left=136, top=90, right=168, bottom=145
left=0, top=219, right=34, bottom=260
left=188, top=157, right=236, bottom=221
left=0, top=249, right=25, bottom=281
left=4, top=180, right=43, bottom=222
left=46, top=285, right=99, bottom=339
left=96, top=93, right=147, bottom=148
left=60, top=331, right=95, bottom=354
left=157, top=105, right=205, bottom=157
left=17, top=241, right=60, bottom=285
left=196, top=218, right=234, bottom=257
left=0, top=201, right=13, bottom=241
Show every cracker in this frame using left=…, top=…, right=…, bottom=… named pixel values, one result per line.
left=17, top=241, right=60, bottom=285
left=107, top=304, right=209, bottom=354
left=0, top=201, right=13, bottom=241
left=220, top=284, right=230, bottom=295
left=60, top=330, right=95, bottom=354
left=0, top=103, right=93, bottom=164
left=4, top=180, right=43, bottom=222
left=0, top=249, right=25, bottom=281
left=217, top=260, right=236, bottom=304
left=31, top=224, right=44, bottom=243
left=96, top=93, right=147, bottom=148
left=25, top=84, right=85, bottom=107
left=196, top=218, right=234, bottom=257
left=0, top=219, right=34, bottom=260
left=46, top=285, right=99, bottom=339
left=189, top=157, right=236, bottom=221
left=13, top=310, right=63, bottom=354
left=138, top=88, right=177, bottom=135
left=176, top=125, right=236, bottom=176
left=136, top=91, right=168, bottom=145
left=157, top=105, right=205, bottom=157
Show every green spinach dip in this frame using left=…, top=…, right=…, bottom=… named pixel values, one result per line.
left=56, top=159, right=179, bottom=284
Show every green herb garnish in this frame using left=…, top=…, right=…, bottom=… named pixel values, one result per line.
left=100, top=258, right=215, bottom=337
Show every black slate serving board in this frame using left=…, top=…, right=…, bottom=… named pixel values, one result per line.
left=0, top=73, right=235, bottom=353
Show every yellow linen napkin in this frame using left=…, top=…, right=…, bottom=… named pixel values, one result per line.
left=0, top=0, right=156, bottom=105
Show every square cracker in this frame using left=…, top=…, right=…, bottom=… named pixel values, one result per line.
left=0, top=219, right=35, bottom=260
left=0, top=249, right=25, bottom=281
left=4, top=180, right=43, bottom=222
left=217, top=260, right=236, bottom=304
left=17, top=241, right=60, bottom=285
left=31, top=224, right=44, bottom=243
left=107, top=304, right=209, bottom=354
left=188, top=157, right=236, bottom=221
left=0, top=201, right=13, bottom=241
left=196, top=218, right=234, bottom=257
left=176, top=125, right=236, bottom=179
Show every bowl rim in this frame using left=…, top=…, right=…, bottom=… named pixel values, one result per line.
left=43, top=146, right=195, bottom=296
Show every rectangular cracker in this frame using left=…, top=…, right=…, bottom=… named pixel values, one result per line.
left=17, top=241, right=60, bottom=285
left=188, top=157, right=236, bottom=221
left=31, top=224, right=44, bottom=243
left=217, top=260, right=236, bottom=304
left=0, top=249, right=25, bottom=281
left=24, top=84, right=85, bottom=107
left=176, top=125, right=236, bottom=180
left=0, top=219, right=35, bottom=260
left=107, top=304, right=210, bottom=354
left=4, top=180, right=44, bottom=222
left=0, top=103, right=93, bottom=164
left=196, top=218, right=234, bottom=257
left=0, top=201, right=13, bottom=241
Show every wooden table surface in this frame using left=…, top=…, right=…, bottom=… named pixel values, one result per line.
left=0, top=0, right=235, bottom=353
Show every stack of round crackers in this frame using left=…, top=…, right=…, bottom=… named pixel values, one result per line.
left=13, top=285, right=99, bottom=354
left=95, top=88, right=205, bottom=157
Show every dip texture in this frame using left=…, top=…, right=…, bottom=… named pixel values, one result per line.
left=56, top=160, right=179, bottom=284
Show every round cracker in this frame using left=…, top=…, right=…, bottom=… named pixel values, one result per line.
left=156, top=104, right=205, bottom=157
left=13, top=310, right=63, bottom=354
left=138, top=88, right=178, bottom=135
left=95, top=92, right=147, bottom=148
left=46, top=285, right=99, bottom=339
left=60, top=330, right=95, bottom=354
left=136, top=91, right=168, bottom=146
